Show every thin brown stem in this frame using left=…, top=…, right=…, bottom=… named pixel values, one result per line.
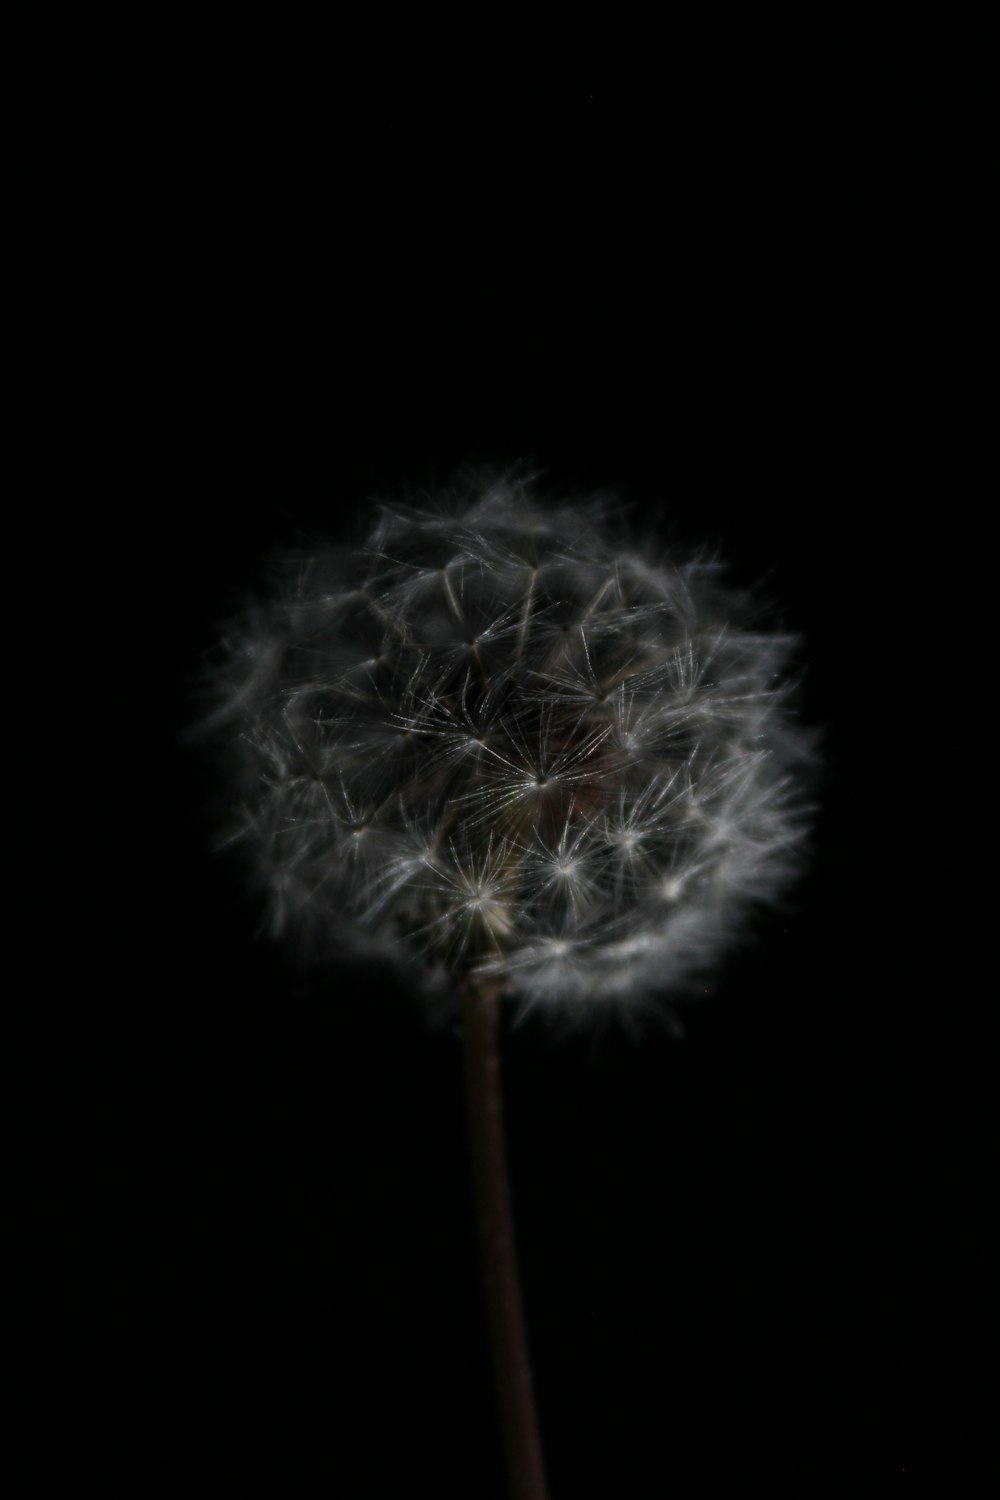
left=460, top=981, right=551, bottom=1500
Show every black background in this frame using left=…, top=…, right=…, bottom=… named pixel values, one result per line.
left=22, top=5, right=989, bottom=1492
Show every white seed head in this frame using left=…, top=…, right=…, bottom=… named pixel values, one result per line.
left=198, top=472, right=817, bottom=1022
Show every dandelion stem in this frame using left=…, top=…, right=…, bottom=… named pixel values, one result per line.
left=460, top=981, right=550, bottom=1500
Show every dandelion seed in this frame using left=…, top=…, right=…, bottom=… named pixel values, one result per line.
left=196, top=470, right=817, bottom=1021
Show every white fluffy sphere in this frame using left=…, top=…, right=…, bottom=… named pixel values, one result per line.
left=202, top=473, right=815, bottom=1021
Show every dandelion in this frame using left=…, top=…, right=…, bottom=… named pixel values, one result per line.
left=195, top=468, right=816, bottom=1500
left=200, top=470, right=814, bottom=1020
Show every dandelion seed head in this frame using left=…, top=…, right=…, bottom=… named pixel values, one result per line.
left=197, top=470, right=817, bottom=1023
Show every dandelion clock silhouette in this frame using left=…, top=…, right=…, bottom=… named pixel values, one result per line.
left=196, top=469, right=816, bottom=1500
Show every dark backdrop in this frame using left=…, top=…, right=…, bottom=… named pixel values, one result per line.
left=23, top=5, right=989, bottom=1492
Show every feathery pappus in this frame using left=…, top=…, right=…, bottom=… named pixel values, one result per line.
left=198, top=471, right=817, bottom=1023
